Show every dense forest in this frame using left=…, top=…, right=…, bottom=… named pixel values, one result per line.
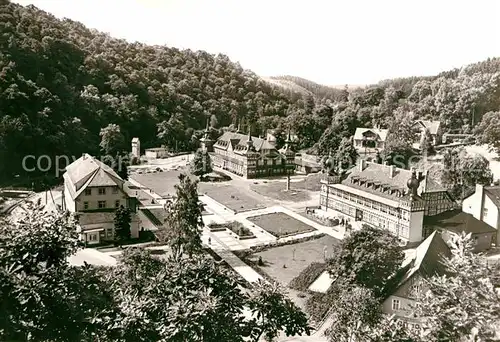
left=1, top=0, right=500, bottom=186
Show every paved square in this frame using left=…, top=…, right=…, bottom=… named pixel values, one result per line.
left=247, top=212, right=316, bottom=238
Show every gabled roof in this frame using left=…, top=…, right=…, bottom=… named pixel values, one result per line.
left=413, top=120, right=441, bottom=135
left=214, top=132, right=276, bottom=152
left=64, top=154, right=124, bottom=200
left=353, top=128, right=389, bottom=142
left=424, top=209, right=497, bottom=235
left=396, top=231, right=452, bottom=289
left=485, top=186, right=500, bottom=208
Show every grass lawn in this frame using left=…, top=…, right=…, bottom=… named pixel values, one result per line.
left=247, top=212, right=316, bottom=238
left=250, top=235, right=339, bottom=287
left=199, top=184, right=266, bottom=212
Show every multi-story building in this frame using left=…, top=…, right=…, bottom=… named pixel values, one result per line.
left=411, top=120, right=442, bottom=148
left=382, top=231, right=451, bottom=324
left=211, top=129, right=295, bottom=179
left=462, top=184, right=500, bottom=246
left=353, top=127, right=389, bottom=160
left=319, top=160, right=457, bottom=243
left=63, top=154, right=140, bottom=245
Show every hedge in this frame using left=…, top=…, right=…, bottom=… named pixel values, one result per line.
left=289, top=262, right=327, bottom=291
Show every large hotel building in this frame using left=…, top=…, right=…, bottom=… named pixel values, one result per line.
left=320, top=160, right=456, bottom=243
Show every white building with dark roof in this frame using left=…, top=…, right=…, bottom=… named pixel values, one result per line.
left=353, top=128, right=389, bottom=160
left=463, top=184, right=500, bottom=246
left=320, top=160, right=457, bottom=243
left=211, top=130, right=295, bottom=178
left=382, top=231, right=451, bottom=323
left=63, top=154, right=140, bottom=244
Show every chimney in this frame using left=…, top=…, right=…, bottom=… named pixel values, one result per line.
left=477, top=184, right=485, bottom=220
left=82, top=153, right=87, bottom=160
left=359, top=159, right=366, bottom=172
left=389, top=165, right=395, bottom=178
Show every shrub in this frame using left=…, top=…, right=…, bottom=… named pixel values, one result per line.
left=289, top=262, right=327, bottom=291
left=305, top=285, right=340, bottom=323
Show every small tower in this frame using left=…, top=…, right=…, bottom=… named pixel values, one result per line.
left=131, top=137, right=140, bottom=159
left=199, top=117, right=213, bottom=152
left=279, top=130, right=296, bottom=190
left=245, top=125, right=259, bottom=178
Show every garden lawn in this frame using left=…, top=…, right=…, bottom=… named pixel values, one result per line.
left=246, top=212, right=316, bottom=238
left=250, top=235, right=339, bottom=286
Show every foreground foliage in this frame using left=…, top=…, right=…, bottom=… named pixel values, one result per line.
left=0, top=206, right=311, bottom=341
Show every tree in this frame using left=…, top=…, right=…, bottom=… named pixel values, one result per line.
left=326, top=286, right=383, bottom=342
left=327, top=225, right=405, bottom=297
left=420, top=128, right=435, bottom=156
left=165, top=173, right=204, bottom=257
left=413, top=232, right=500, bottom=342
left=114, top=151, right=130, bottom=180
left=0, top=207, right=311, bottom=342
left=107, top=249, right=311, bottom=342
left=442, top=147, right=493, bottom=200
left=335, top=137, right=358, bottom=173
left=99, top=123, right=125, bottom=156
left=114, top=205, right=131, bottom=243
left=190, top=149, right=213, bottom=178
left=0, top=206, right=113, bottom=341
left=474, top=110, right=500, bottom=154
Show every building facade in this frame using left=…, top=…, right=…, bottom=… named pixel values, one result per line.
left=411, top=120, right=442, bottom=148
left=353, top=128, right=389, bottom=161
left=144, top=147, right=169, bottom=159
left=63, top=154, right=139, bottom=245
left=424, top=209, right=496, bottom=252
left=382, top=231, right=451, bottom=323
left=462, top=184, right=500, bottom=246
left=211, top=130, right=295, bottom=179
left=131, top=137, right=140, bottom=159
left=320, top=161, right=457, bottom=243
left=320, top=160, right=425, bottom=243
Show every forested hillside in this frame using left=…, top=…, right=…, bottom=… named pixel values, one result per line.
left=267, top=75, right=351, bottom=102
left=0, top=1, right=308, bottom=184
left=1, top=0, right=500, bottom=186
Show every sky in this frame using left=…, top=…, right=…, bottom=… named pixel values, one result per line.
left=13, top=0, right=500, bottom=86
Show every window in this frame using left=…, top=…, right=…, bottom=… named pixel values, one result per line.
left=98, top=187, right=106, bottom=195
left=115, top=200, right=120, bottom=208
left=88, top=233, right=97, bottom=241
left=98, top=201, right=106, bottom=209
left=483, top=207, right=488, bottom=219
left=106, top=228, right=113, bottom=238
left=83, top=201, right=89, bottom=210
left=392, top=299, right=401, bottom=311
left=84, top=188, right=92, bottom=196
left=112, top=187, right=119, bottom=194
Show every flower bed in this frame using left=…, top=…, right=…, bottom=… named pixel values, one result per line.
left=208, top=221, right=256, bottom=239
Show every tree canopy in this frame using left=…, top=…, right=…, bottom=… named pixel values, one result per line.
left=2, top=1, right=500, bottom=185
left=0, top=204, right=311, bottom=342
